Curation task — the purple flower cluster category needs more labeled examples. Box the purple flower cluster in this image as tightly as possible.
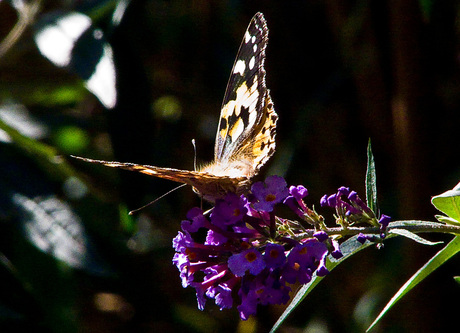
[173,177,389,319]
[320,186,391,244]
[320,186,376,226]
[173,176,332,320]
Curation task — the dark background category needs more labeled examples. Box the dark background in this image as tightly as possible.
[1,0,459,332]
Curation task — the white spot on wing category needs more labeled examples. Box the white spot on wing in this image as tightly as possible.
[245,31,251,43]
[233,60,246,75]
[253,44,258,52]
[249,56,255,70]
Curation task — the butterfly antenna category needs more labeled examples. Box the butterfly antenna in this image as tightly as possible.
[128,183,187,215]
[191,139,197,171]
[191,139,204,208]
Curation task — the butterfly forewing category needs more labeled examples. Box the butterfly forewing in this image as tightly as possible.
[215,12,276,172]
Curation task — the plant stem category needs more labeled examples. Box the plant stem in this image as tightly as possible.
[293,220,460,239]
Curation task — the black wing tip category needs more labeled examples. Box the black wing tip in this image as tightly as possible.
[254,12,265,21]
[253,12,268,32]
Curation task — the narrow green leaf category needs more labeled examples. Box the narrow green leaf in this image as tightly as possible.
[270,236,374,333]
[270,219,453,332]
[388,228,443,246]
[431,182,460,223]
[366,140,379,216]
[367,236,460,332]
[435,215,460,226]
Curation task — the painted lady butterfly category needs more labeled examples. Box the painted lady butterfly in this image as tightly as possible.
[73,12,277,202]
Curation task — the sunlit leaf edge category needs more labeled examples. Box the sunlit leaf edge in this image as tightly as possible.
[431,181,460,222]
[367,235,460,332]
[270,235,374,333]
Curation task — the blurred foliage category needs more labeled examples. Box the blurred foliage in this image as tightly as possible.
[1,0,460,332]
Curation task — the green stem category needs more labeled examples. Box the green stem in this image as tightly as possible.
[293,220,460,239]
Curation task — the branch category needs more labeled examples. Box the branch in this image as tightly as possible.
[0,0,43,59]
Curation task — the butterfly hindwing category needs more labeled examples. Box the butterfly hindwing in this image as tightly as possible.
[215,12,276,173]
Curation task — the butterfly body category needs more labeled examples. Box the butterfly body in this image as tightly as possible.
[73,13,277,202]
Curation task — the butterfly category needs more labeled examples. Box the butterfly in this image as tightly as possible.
[73,12,277,202]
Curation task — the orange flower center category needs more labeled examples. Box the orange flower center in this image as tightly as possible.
[245,251,258,262]
[299,247,308,255]
[269,249,279,258]
[265,194,277,202]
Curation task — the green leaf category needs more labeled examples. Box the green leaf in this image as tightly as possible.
[388,228,443,246]
[54,125,90,153]
[435,214,460,226]
[367,236,460,332]
[366,139,379,216]
[0,117,74,182]
[270,236,374,333]
[431,182,460,224]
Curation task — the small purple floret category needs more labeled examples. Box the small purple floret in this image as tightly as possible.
[251,175,289,212]
[211,193,247,228]
[313,230,328,242]
[263,243,286,269]
[228,248,266,277]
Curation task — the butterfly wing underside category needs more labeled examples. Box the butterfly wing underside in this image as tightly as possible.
[214,12,278,175]
[71,156,247,200]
